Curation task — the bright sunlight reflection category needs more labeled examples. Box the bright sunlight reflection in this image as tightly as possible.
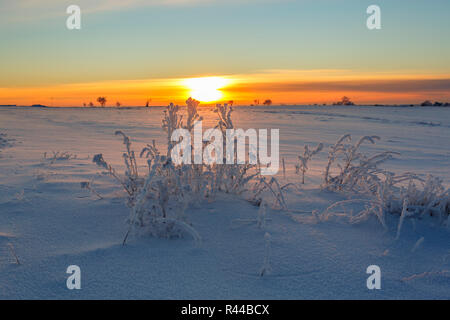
[183,77,231,102]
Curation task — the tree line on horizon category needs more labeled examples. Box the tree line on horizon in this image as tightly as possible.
[420,100,450,107]
[77,96,450,108]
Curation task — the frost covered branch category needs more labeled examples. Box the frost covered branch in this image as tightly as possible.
[295,143,323,184]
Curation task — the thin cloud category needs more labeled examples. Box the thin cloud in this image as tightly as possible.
[0,0,283,23]
[228,79,450,94]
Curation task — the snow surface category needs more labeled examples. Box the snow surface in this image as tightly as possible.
[0,105,449,299]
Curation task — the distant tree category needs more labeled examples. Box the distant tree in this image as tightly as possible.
[433,101,443,106]
[420,100,433,107]
[254,99,260,105]
[333,96,355,106]
[227,100,234,106]
[263,99,272,106]
[116,101,121,107]
[83,103,86,107]
[97,97,107,107]
[342,96,354,105]
[89,102,94,107]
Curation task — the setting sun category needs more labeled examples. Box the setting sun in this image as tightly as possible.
[183,77,231,102]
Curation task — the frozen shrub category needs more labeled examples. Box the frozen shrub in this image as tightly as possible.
[92,131,143,206]
[258,177,288,210]
[211,103,257,195]
[380,174,450,231]
[257,201,268,229]
[115,130,142,200]
[295,143,323,184]
[162,103,183,156]
[43,151,78,164]
[321,171,449,233]
[318,135,449,232]
[321,198,387,229]
[89,98,285,242]
[400,175,449,221]
[323,134,397,194]
[259,232,272,277]
[184,97,203,131]
[209,103,280,204]
[126,155,201,241]
[80,180,103,200]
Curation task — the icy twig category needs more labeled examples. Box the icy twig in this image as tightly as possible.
[8,243,21,265]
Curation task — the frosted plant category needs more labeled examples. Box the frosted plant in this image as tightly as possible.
[80,180,103,200]
[211,103,288,208]
[162,103,183,156]
[283,132,450,233]
[184,97,203,131]
[319,137,449,233]
[259,232,272,277]
[7,243,20,265]
[323,134,398,194]
[125,155,201,242]
[400,175,449,222]
[411,237,425,253]
[44,151,77,164]
[213,103,242,194]
[394,198,410,240]
[115,130,142,200]
[93,98,287,243]
[370,171,449,232]
[92,131,143,206]
[124,100,201,241]
[401,270,450,282]
[393,175,449,226]
[261,177,288,210]
[321,198,387,229]
[209,103,266,198]
[295,143,323,184]
[323,134,351,185]
[230,199,274,229]
[183,98,207,197]
[257,200,268,229]
[319,171,449,234]
[215,103,233,132]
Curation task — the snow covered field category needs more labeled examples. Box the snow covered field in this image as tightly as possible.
[0,105,449,299]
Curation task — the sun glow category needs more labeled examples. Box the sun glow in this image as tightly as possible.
[183,77,231,102]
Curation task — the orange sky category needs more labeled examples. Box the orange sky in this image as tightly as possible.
[1,70,450,106]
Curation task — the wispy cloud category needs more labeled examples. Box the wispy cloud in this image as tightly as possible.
[0,0,281,23]
[229,79,450,93]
